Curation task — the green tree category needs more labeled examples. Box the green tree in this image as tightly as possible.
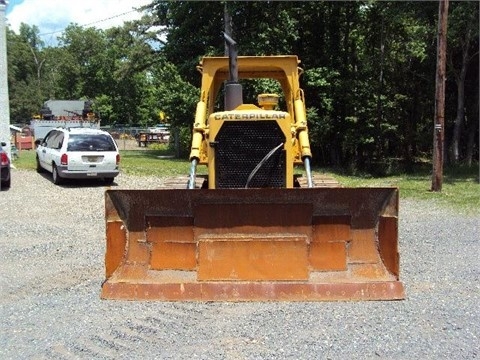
[6,1,478,167]
[56,24,108,99]
[149,1,226,85]
[447,1,479,165]
[7,24,49,122]
[101,21,161,125]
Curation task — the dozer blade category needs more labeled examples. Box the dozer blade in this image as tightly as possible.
[102,188,404,301]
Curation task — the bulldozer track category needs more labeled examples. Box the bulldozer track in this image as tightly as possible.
[296,174,341,188]
[160,174,340,189]
[161,175,207,189]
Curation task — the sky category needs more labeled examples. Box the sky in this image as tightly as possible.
[5,0,152,46]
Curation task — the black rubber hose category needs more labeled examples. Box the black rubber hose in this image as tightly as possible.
[245,143,284,188]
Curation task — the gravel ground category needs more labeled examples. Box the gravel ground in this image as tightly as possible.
[1,168,478,359]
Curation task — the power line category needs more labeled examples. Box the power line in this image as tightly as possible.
[38,9,140,37]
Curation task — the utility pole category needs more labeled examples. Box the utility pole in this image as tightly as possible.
[0,0,11,159]
[431,0,449,192]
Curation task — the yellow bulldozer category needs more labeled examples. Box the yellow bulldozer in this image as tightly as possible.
[102,35,404,301]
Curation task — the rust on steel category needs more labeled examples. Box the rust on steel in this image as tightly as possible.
[102,188,403,301]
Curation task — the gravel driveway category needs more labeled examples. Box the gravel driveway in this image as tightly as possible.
[1,168,478,359]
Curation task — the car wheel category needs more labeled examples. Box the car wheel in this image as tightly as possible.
[104,177,114,185]
[1,179,10,189]
[52,164,63,185]
[36,156,44,173]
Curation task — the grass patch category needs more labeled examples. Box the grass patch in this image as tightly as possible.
[120,150,190,177]
[324,164,479,214]
[12,149,37,171]
[13,149,478,214]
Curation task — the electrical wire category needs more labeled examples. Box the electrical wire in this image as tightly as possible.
[37,9,141,37]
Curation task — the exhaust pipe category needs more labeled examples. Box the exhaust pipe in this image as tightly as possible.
[188,33,243,188]
[223,32,243,110]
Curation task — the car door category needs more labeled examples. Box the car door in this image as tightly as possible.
[48,132,64,169]
[38,130,54,171]
[42,130,62,173]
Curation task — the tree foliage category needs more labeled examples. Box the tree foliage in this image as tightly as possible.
[6,1,478,169]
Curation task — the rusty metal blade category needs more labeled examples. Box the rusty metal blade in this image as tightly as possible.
[103,188,403,301]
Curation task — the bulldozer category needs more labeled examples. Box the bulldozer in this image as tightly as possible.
[102,35,404,301]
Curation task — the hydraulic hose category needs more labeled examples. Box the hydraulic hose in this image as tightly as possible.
[303,156,313,188]
[188,158,198,189]
[245,143,284,188]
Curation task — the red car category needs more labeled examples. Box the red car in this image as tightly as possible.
[1,141,11,189]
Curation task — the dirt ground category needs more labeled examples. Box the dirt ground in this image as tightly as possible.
[1,169,479,359]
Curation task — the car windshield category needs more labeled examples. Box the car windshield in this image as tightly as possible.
[67,134,116,152]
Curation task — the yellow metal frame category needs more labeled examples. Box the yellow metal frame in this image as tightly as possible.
[189,56,312,188]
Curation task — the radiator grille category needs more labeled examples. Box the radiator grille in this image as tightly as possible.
[214,121,286,188]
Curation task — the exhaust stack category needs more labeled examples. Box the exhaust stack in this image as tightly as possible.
[223,32,243,110]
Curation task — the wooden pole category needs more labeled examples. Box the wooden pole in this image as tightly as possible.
[431,0,449,192]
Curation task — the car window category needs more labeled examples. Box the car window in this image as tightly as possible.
[42,130,55,146]
[55,133,65,149]
[67,134,116,152]
[46,131,63,149]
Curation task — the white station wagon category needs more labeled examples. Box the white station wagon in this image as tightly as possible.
[36,128,120,185]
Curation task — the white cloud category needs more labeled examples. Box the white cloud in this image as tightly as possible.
[6,0,151,45]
